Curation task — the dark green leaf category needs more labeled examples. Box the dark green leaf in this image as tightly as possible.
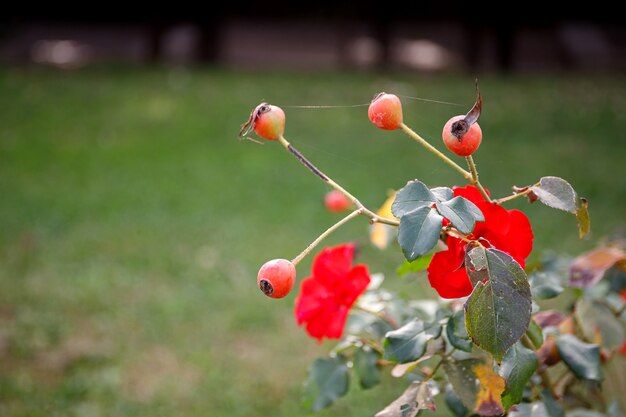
[444,385,469,417]
[392,180,437,218]
[576,298,625,350]
[375,381,435,417]
[384,319,442,364]
[531,176,577,213]
[397,206,443,262]
[431,186,454,202]
[541,389,565,417]
[530,271,564,299]
[436,196,484,235]
[444,359,482,410]
[446,310,472,352]
[500,342,539,410]
[354,346,381,389]
[525,319,544,349]
[464,247,532,362]
[556,334,602,382]
[396,254,434,277]
[576,197,591,239]
[304,356,350,411]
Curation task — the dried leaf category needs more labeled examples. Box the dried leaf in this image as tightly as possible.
[576,197,591,239]
[569,247,626,288]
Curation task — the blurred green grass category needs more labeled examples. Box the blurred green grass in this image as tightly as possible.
[0,68,625,416]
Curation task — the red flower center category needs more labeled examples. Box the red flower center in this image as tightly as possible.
[427,185,533,298]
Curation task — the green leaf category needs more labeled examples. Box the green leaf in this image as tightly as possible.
[431,186,454,202]
[576,298,625,349]
[354,346,381,389]
[397,206,443,262]
[508,402,551,417]
[444,385,469,417]
[392,180,437,218]
[444,359,482,410]
[556,334,602,382]
[384,319,442,364]
[464,247,532,362]
[576,197,591,239]
[531,176,577,213]
[304,356,350,411]
[396,254,434,277]
[525,319,544,349]
[500,342,539,410]
[436,196,484,235]
[446,310,473,352]
[375,381,435,417]
[541,389,565,417]
[609,401,625,417]
[529,271,564,299]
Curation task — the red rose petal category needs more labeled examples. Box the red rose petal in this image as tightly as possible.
[311,244,355,285]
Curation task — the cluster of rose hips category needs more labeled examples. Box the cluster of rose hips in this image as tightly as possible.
[247,93,483,299]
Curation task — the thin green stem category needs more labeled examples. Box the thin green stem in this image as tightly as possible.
[278,135,399,226]
[292,209,363,265]
[424,348,456,381]
[465,156,492,202]
[493,184,539,205]
[399,123,472,181]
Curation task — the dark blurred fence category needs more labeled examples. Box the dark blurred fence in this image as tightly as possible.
[2,6,625,72]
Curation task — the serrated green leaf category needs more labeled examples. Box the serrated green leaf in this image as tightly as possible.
[384,319,442,364]
[500,342,539,410]
[576,298,625,349]
[556,334,602,382]
[375,381,435,417]
[444,385,469,417]
[396,254,434,277]
[431,186,454,202]
[576,198,591,239]
[397,206,443,262]
[464,247,532,362]
[446,310,473,352]
[531,176,577,213]
[392,180,437,218]
[525,319,544,349]
[354,346,381,389]
[530,271,564,299]
[304,356,350,411]
[436,196,484,234]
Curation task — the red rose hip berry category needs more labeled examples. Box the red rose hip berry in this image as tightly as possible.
[257,259,296,298]
[442,115,482,156]
[324,190,351,213]
[368,93,403,130]
[239,102,285,141]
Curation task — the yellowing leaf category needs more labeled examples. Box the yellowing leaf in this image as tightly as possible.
[370,191,398,250]
[473,363,505,416]
[576,197,591,239]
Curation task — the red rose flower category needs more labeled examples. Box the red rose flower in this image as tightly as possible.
[427,185,534,299]
[294,244,370,342]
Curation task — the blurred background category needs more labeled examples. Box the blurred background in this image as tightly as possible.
[1,8,625,417]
